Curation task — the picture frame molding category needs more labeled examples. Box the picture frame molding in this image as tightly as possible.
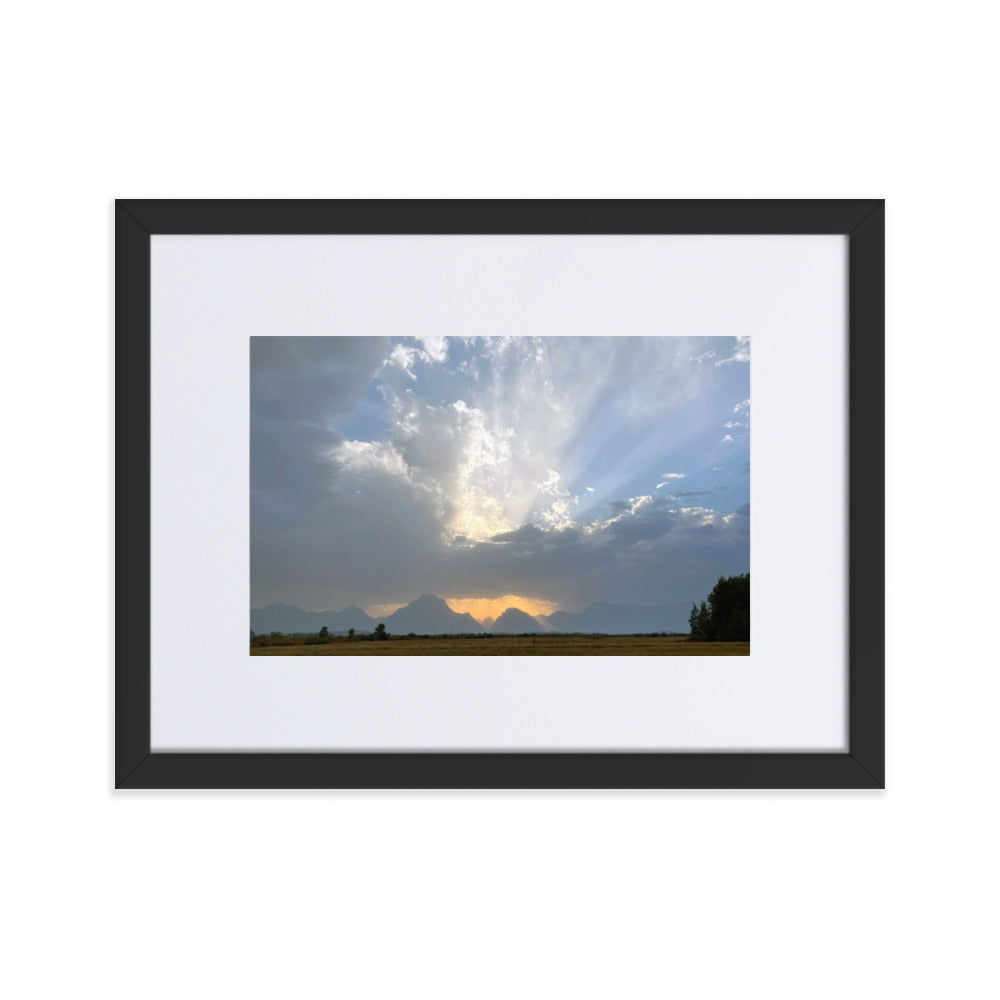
[115,198,884,789]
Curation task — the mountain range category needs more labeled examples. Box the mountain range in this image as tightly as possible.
[542,601,690,635]
[380,594,483,634]
[250,603,375,635]
[490,607,546,633]
[252,595,689,635]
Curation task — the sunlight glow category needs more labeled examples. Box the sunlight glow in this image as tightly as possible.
[445,595,559,620]
[364,603,406,618]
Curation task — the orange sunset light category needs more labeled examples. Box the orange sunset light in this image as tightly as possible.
[445,595,559,621]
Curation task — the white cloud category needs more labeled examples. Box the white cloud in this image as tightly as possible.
[357,338,747,546]
[536,469,569,497]
[384,343,424,380]
[333,439,411,480]
[716,336,751,366]
[721,399,750,440]
[581,493,751,552]
[418,336,449,363]
[540,498,574,527]
[383,337,450,380]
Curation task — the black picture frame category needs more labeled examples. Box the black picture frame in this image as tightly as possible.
[116,199,884,789]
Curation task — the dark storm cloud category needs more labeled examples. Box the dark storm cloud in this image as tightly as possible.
[251,336,389,531]
[438,504,750,611]
[491,524,547,543]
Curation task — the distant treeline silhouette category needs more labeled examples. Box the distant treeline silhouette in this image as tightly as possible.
[250,624,683,647]
[250,624,380,647]
[688,573,750,641]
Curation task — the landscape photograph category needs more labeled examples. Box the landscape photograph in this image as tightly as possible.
[251,335,750,655]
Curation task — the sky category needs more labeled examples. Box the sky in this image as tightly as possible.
[251,336,750,616]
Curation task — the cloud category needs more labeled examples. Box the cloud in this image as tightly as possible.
[384,343,424,380]
[382,337,450,379]
[418,336,449,363]
[720,397,750,444]
[715,336,751,366]
[581,493,750,551]
[333,440,411,480]
[437,496,750,610]
[491,524,546,543]
[252,336,751,611]
[336,338,723,544]
[536,469,569,497]
[251,336,390,522]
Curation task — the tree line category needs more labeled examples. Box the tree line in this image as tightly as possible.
[688,573,750,641]
[251,624,389,647]
[250,624,685,647]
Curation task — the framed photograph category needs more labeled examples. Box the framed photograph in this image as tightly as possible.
[116,199,883,788]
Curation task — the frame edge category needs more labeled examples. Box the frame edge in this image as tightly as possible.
[848,202,885,787]
[116,199,885,789]
[117,751,883,790]
[115,202,152,787]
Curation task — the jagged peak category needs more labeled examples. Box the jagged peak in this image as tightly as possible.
[410,593,447,605]
[493,607,540,623]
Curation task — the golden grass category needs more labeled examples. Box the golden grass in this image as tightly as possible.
[250,635,750,656]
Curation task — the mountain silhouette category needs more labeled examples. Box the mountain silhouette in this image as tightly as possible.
[252,596,691,636]
[545,601,688,634]
[250,602,375,635]
[383,594,484,634]
[490,607,547,633]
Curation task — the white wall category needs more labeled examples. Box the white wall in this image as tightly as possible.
[3,3,996,998]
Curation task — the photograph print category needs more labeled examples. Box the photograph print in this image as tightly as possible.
[251,335,750,655]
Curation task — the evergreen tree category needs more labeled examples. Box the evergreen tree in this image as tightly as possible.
[696,600,711,639]
[687,575,750,641]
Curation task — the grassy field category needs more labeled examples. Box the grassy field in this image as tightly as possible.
[250,635,750,656]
